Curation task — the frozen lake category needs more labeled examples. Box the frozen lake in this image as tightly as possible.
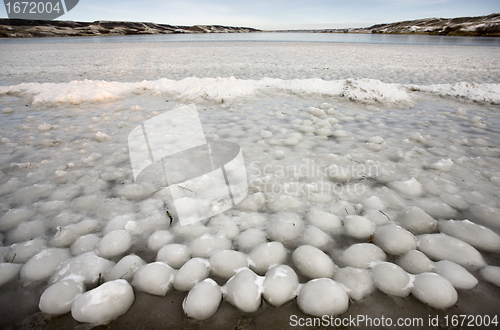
[0,40,499,328]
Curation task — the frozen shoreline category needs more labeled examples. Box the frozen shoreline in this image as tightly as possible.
[0,41,499,328]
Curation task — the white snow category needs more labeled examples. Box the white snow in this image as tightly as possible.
[71,279,134,324]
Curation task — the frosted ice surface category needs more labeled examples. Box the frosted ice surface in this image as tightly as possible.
[433,260,478,290]
[209,250,249,279]
[292,245,336,279]
[373,224,417,255]
[131,262,175,296]
[248,242,288,275]
[262,265,299,307]
[156,244,191,269]
[333,267,374,301]
[173,258,210,291]
[411,273,457,309]
[223,268,262,313]
[372,262,412,297]
[39,279,85,315]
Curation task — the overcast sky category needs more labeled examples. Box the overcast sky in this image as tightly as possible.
[1,0,499,29]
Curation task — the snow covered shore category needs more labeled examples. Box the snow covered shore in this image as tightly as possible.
[0,41,499,327]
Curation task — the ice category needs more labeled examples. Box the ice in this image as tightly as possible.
[173,258,210,291]
[20,248,71,282]
[0,262,22,286]
[304,209,342,234]
[340,243,387,268]
[266,212,304,245]
[223,268,263,313]
[209,250,248,279]
[50,253,115,284]
[104,254,146,281]
[49,219,100,248]
[14,184,54,202]
[411,273,457,309]
[236,228,267,252]
[292,245,336,279]
[372,262,412,297]
[147,230,174,251]
[397,250,434,274]
[71,279,134,324]
[70,234,100,256]
[267,195,304,213]
[396,206,437,234]
[0,208,35,232]
[248,242,288,275]
[417,234,486,270]
[262,265,299,307]
[297,279,349,317]
[183,278,222,320]
[156,244,191,269]
[189,234,232,258]
[39,279,85,315]
[437,219,500,252]
[207,215,240,240]
[467,206,500,230]
[8,219,46,243]
[8,238,46,263]
[388,178,423,198]
[373,224,417,255]
[479,266,500,287]
[433,260,478,290]
[343,215,375,239]
[333,267,374,301]
[131,262,175,296]
[103,214,136,235]
[300,226,333,250]
[97,230,132,258]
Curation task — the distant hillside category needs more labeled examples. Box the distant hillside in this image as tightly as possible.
[352,13,500,37]
[0,19,260,38]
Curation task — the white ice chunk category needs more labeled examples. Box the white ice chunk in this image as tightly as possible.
[39,279,85,315]
[438,219,500,252]
[397,250,434,274]
[479,266,500,287]
[223,268,262,313]
[300,226,333,250]
[8,238,46,263]
[333,267,374,301]
[147,230,174,251]
[373,224,416,255]
[340,243,386,269]
[156,244,190,269]
[104,254,146,281]
[434,260,477,290]
[292,245,336,279]
[343,215,375,239]
[248,241,288,275]
[266,212,304,244]
[397,206,437,234]
[207,215,240,240]
[70,234,100,256]
[21,248,71,282]
[71,279,134,324]
[372,262,412,297]
[417,234,486,270]
[49,219,100,248]
[0,263,22,286]
[183,278,222,320]
[0,208,35,231]
[209,250,248,279]
[98,230,132,258]
[388,178,423,197]
[236,228,267,252]
[50,253,115,284]
[189,234,232,258]
[262,265,299,307]
[430,158,453,171]
[305,209,342,234]
[173,258,210,291]
[132,262,175,296]
[297,278,348,317]
[412,273,457,309]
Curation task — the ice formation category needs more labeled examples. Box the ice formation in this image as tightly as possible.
[0,39,499,325]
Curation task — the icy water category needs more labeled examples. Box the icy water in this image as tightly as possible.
[0,40,500,329]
